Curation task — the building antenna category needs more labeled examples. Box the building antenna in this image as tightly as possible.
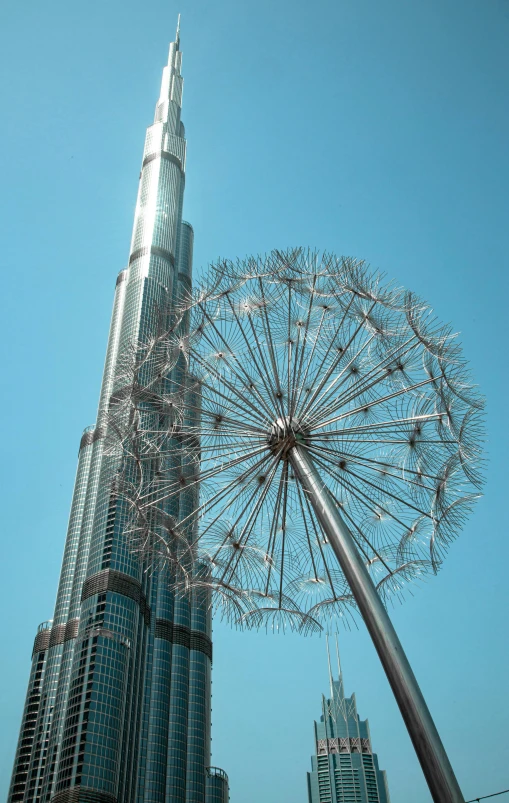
[335,632,344,691]
[326,633,334,699]
[176,13,181,42]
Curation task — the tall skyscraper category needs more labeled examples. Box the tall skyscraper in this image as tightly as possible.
[8,23,228,803]
[307,641,390,803]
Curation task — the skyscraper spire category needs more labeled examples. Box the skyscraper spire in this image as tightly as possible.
[326,635,334,699]
[335,633,345,698]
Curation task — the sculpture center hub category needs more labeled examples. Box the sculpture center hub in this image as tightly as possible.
[268,416,308,454]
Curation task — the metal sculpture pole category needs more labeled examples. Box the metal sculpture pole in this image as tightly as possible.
[290,438,464,803]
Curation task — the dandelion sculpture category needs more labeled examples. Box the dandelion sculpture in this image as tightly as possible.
[110,248,484,803]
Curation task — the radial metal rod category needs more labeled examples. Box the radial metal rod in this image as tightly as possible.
[289,441,465,803]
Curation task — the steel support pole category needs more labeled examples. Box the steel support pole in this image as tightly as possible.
[289,443,465,803]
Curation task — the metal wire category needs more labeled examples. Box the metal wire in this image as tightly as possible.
[466,791,509,802]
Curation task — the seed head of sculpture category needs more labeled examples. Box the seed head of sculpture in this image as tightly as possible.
[109,248,485,633]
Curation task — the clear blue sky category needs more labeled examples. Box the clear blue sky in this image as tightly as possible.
[1,1,508,801]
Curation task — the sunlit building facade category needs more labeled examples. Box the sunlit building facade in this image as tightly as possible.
[307,644,390,803]
[8,24,227,803]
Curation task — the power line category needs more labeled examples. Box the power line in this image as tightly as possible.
[466,790,509,802]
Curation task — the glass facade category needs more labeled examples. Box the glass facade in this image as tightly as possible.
[307,648,391,803]
[205,768,229,803]
[8,26,227,803]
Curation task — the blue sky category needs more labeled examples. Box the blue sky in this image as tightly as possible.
[1,1,508,801]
